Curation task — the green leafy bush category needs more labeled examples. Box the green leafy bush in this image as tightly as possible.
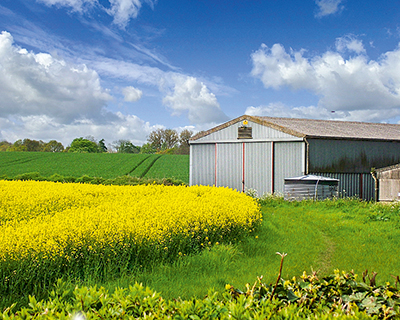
[3,274,395,319]
[0,172,186,186]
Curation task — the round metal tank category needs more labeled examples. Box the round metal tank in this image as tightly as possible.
[284,175,339,201]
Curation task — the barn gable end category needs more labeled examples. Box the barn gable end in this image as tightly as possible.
[190,117,303,143]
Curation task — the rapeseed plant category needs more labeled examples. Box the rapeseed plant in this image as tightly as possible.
[0,180,261,297]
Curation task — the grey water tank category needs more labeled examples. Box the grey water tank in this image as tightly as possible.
[284,175,339,200]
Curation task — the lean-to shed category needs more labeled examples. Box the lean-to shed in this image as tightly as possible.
[189,115,400,200]
[375,164,400,201]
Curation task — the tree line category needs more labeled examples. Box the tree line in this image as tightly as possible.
[0,129,193,155]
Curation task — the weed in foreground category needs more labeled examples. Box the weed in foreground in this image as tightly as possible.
[227,253,400,319]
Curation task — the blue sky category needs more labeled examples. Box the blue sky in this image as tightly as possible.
[1,0,400,147]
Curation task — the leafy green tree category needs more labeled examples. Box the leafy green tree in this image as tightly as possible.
[113,140,140,153]
[147,129,179,152]
[7,139,44,151]
[23,139,44,151]
[8,139,27,152]
[140,142,156,154]
[68,137,100,153]
[98,139,108,153]
[164,129,179,149]
[176,129,193,155]
[43,140,64,152]
[0,140,11,151]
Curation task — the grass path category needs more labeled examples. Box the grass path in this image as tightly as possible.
[318,232,336,275]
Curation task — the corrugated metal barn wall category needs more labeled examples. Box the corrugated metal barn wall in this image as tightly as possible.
[190,119,306,195]
[274,142,306,194]
[216,143,243,191]
[189,144,215,186]
[309,172,375,201]
[190,142,376,200]
[190,140,306,196]
[244,142,272,195]
[190,141,274,194]
[308,139,400,173]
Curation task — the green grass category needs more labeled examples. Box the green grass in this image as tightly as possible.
[0,152,189,183]
[94,198,400,300]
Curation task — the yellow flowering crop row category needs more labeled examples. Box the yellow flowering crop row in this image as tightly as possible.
[0,180,261,292]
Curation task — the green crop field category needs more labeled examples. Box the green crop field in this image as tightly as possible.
[144,155,190,182]
[0,152,189,183]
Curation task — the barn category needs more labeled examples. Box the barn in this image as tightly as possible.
[189,115,400,200]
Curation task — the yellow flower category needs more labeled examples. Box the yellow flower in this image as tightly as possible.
[0,180,261,274]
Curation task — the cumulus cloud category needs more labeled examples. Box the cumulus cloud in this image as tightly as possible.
[162,75,229,124]
[122,86,143,102]
[87,57,229,124]
[251,41,400,121]
[0,31,112,123]
[315,0,344,17]
[36,0,156,28]
[0,31,170,146]
[251,44,315,90]
[0,31,223,146]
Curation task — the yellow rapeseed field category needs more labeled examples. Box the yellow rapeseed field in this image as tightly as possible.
[0,180,261,291]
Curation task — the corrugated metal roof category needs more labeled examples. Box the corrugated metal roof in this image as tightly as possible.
[191,115,400,141]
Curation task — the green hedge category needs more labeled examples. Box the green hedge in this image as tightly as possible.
[3,270,399,319]
[0,172,186,186]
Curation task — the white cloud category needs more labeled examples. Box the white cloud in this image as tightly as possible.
[0,31,112,123]
[0,31,165,146]
[245,103,400,123]
[106,0,156,28]
[122,86,143,102]
[36,0,156,28]
[245,103,332,119]
[162,75,229,124]
[315,0,344,18]
[89,57,230,124]
[251,44,316,90]
[88,56,166,86]
[251,41,400,121]
[36,0,96,13]
[0,31,225,146]
[0,112,159,147]
[335,35,366,54]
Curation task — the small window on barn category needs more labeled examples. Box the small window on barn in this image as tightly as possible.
[238,126,252,139]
